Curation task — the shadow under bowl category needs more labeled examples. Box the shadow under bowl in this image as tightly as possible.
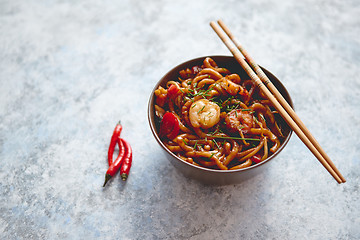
[148,56,293,185]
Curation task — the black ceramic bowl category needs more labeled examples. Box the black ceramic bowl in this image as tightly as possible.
[148,56,293,185]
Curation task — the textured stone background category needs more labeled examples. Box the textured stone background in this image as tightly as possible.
[0,0,359,239]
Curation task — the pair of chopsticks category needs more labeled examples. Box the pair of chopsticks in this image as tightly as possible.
[210,20,345,184]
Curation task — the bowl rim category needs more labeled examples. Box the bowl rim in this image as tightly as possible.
[148,55,293,174]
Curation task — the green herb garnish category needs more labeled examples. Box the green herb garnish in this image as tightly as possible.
[212,139,220,149]
[197,106,205,114]
[194,140,198,150]
[213,136,260,141]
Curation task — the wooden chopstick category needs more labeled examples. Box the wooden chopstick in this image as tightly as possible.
[210,20,345,183]
[216,19,346,183]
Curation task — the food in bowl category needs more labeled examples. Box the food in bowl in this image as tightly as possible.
[152,57,290,171]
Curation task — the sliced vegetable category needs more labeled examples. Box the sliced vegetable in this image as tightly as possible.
[159,112,180,140]
[156,93,167,107]
[167,84,179,98]
[251,154,262,164]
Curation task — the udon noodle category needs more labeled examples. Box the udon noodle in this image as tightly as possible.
[154,57,287,170]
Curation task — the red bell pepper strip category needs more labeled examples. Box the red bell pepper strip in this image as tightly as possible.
[251,154,262,164]
[159,112,180,140]
[167,84,179,98]
[120,138,133,181]
[107,121,122,166]
[103,138,125,187]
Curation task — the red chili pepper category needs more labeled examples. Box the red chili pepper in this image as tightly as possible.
[103,138,125,187]
[159,112,180,140]
[120,138,132,181]
[107,121,122,166]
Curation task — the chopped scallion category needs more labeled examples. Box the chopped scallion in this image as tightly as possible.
[213,136,260,141]
[194,140,198,149]
[212,139,220,149]
[197,106,205,114]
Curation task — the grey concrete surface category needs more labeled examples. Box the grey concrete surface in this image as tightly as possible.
[0,0,359,239]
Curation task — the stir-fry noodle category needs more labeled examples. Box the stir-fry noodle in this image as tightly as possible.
[154,57,287,170]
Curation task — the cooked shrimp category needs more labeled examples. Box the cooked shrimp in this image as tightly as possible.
[224,109,254,134]
[189,99,220,129]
